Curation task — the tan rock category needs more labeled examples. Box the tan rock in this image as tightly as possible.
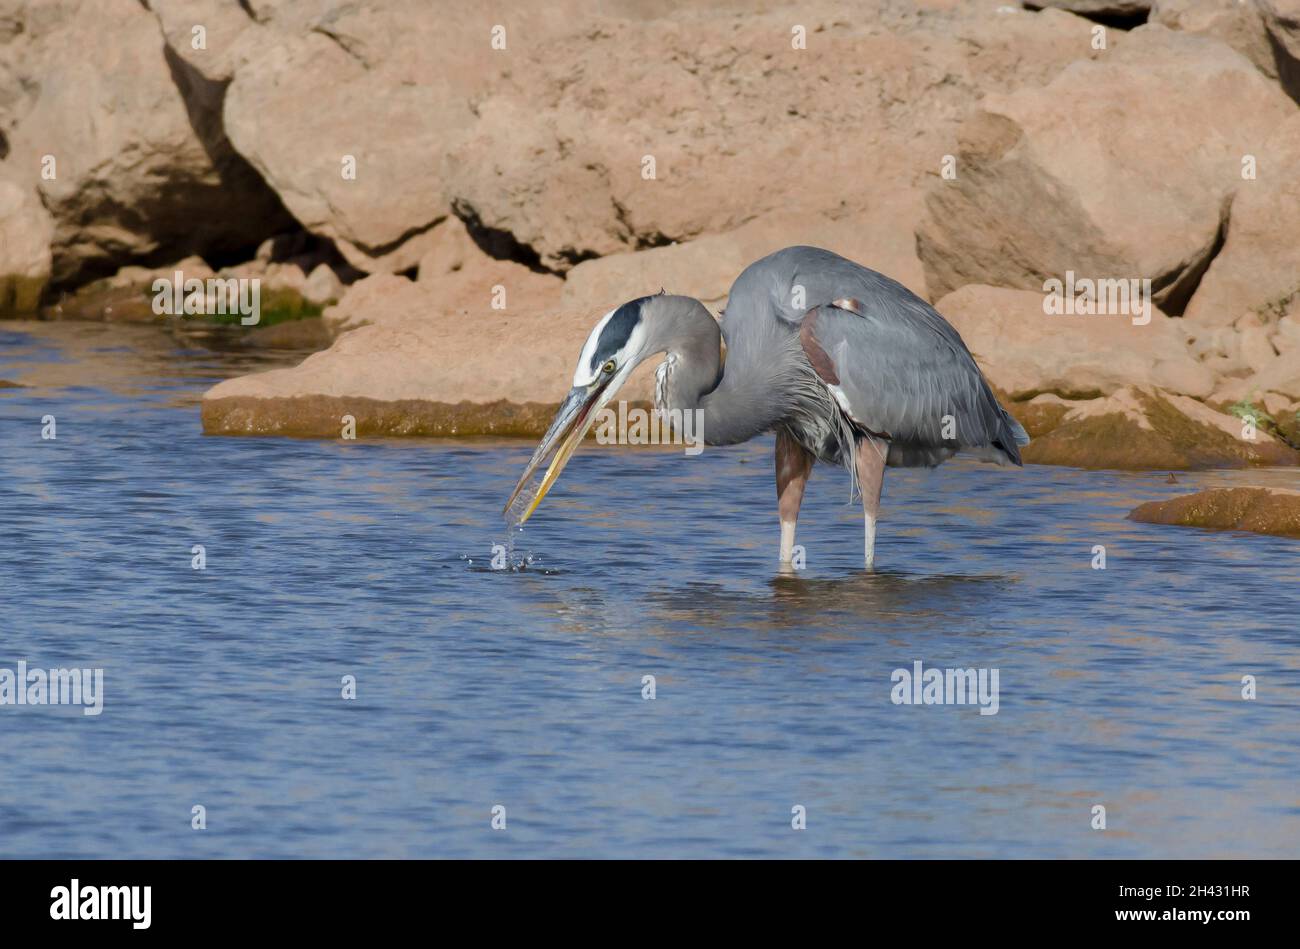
[263,262,307,295]
[1262,391,1294,416]
[1184,112,1300,327]
[1129,487,1300,538]
[1151,0,1277,81]
[324,259,562,338]
[562,207,930,319]
[1211,348,1300,403]
[150,0,259,83]
[1239,324,1280,373]
[202,297,657,438]
[218,1,655,274]
[302,264,344,305]
[415,217,479,283]
[4,0,293,285]
[444,1,1097,271]
[1260,0,1300,101]
[1273,315,1300,353]
[0,175,54,314]
[933,285,1215,399]
[1031,1,1151,15]
[1023,385,1299,469]
[916,25,1293,308]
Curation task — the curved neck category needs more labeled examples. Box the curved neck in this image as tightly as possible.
[653,302,788,447]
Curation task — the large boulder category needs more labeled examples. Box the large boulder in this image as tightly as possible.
[1021,385,1299,468]
[444,2,1099,271]
[934,285,1215,399]
[916,25,1294,310]
[1130,486,1300,538]
[215,0,681,275]
[2,0,293,286]
[1183,113,1300,328]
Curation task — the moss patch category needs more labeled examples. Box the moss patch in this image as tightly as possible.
[1023,388,1300,469]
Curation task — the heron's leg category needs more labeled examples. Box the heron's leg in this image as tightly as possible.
[855,435,887,571]
[775,429,814,564]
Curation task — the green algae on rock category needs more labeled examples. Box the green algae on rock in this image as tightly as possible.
[1023,385,1300,469]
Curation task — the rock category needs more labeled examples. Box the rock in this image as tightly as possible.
[263,262,307,295]
[1129,487,1300,538]
[1010,392,1082,439]
[415,217,479,282]
[1183,112,1300,327]
[445,2,1098,271]
[46,255,215,322]
[1022,385,1299,468]
[1239,324,1281,373]
[322,274,428,337]
[0,175,54,314]
[1151,0,1278,85]
[216,0,634,275]
[561,210,930,317]
[1273,314,1300,353]
[1262,391,1294,417]
[1261,0,1300,101]
[302,264,344,305]
[2,0,293,286]
[1027,2,1151,17]
[916,25,1293,309]
[201,298,657,438]
[933,285,1215,399]
[1210,347,1300,403]
[325,250,562,336]
[150,0,259,83]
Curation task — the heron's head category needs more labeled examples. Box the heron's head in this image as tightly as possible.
[503,292,700,523]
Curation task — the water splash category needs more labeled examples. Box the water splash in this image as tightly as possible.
[461,519,548,573]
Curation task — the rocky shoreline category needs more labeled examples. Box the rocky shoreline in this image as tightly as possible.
[2,1,1299,480]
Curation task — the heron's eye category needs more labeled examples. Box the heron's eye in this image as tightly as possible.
[602,360,616,375]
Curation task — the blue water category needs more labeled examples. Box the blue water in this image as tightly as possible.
[1,321,1298,858]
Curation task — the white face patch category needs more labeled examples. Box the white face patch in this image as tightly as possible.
[573,307,618,387]
[571,303,648,387]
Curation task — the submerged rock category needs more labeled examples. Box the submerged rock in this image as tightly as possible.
[1129,487,1300,538]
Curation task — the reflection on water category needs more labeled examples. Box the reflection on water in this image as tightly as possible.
[0,320,1298,858]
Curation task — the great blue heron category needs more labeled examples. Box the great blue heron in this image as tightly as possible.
[504,245,1028,569]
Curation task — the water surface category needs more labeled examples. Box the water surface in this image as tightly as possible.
[1,320,1298,858]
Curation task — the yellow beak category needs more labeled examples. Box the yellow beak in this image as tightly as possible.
[503,384,606,524]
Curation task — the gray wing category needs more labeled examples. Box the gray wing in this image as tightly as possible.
[726,246,1028,468]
